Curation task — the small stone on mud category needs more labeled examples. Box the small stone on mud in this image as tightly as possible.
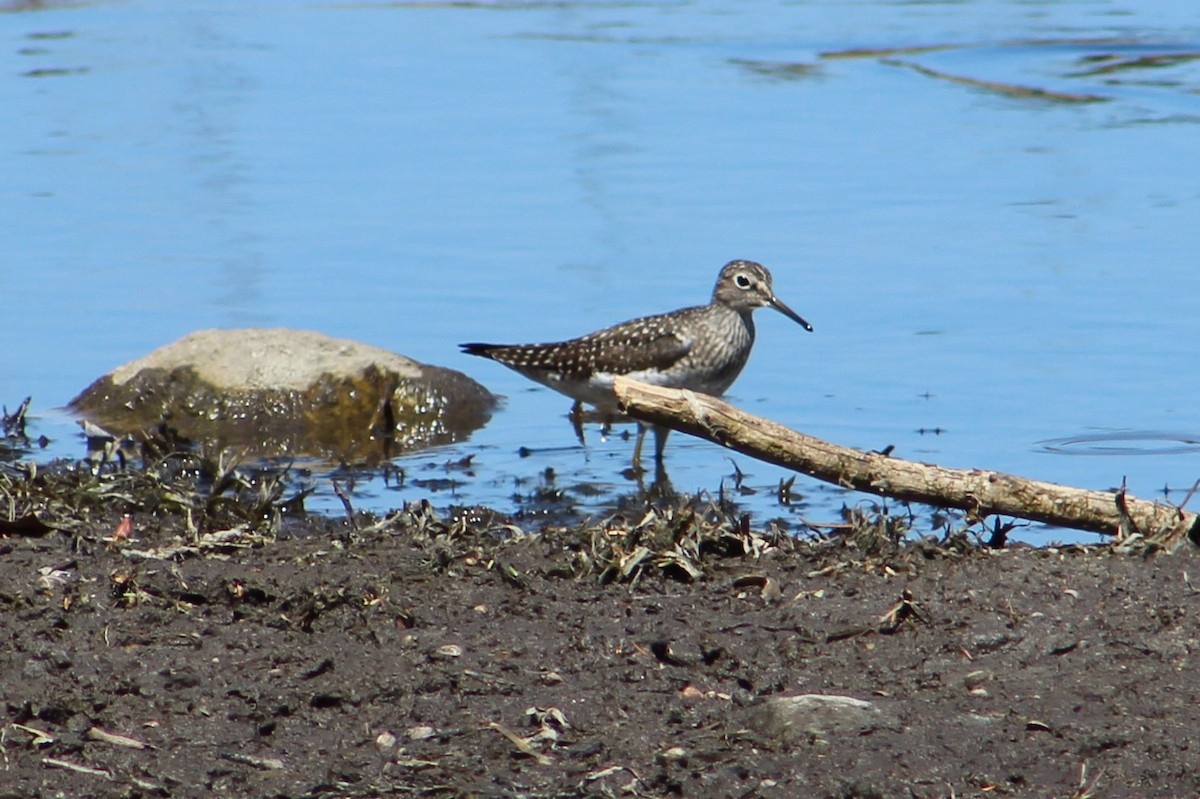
[747,694,901,744]
[656,746,688,765]
[406,726,436,741]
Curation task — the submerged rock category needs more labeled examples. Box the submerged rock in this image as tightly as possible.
[69,328,495,462]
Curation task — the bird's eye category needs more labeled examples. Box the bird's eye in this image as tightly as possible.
[735,274,752,289]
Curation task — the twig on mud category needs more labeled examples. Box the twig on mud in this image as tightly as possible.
[221,752,285,770]
[85,726,152,750]
[8,722,55,746]
[487,721,552,765]
[582,763,645,792]
[43,756,112,779]
[1070,761,1105,799]
[1183,571,1200,596]
[332,479,359,533]
[806,562,849,578]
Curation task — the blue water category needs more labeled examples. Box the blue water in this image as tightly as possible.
[4,0,1200,543]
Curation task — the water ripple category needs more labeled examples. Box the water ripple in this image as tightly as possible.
[1038,431,1200,456]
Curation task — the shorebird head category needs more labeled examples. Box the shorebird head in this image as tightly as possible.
[713,260,813,331]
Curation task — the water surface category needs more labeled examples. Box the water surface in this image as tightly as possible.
[4,0,1199,542]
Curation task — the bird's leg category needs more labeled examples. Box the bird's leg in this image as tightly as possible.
[569,400,586,445]
[632,422,649,474]
[652,425,670,464]
[632,423,672,474]
[649,425,673,491]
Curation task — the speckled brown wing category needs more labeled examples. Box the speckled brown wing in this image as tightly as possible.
[460,308,698,379]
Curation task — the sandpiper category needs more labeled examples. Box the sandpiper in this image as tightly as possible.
[461,259,812,469]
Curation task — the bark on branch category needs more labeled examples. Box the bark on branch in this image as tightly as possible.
[613,377,1198,544]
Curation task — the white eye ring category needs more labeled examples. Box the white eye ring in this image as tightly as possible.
[735,274,752,289]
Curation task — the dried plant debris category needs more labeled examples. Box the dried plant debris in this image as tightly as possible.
[1,396,49,460]
[0,425,308,550]
[3,397,31,439]
[0,423,1131,573]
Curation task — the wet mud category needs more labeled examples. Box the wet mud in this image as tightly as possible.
[2,479,1198,798]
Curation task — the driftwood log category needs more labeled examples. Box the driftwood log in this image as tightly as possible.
[613,377,1199,545]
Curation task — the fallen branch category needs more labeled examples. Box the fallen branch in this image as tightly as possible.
[43,757,112,779]
[613,377,1199,544]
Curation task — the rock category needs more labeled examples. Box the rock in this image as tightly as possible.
[69,328,495,462]
[745,693,901,744]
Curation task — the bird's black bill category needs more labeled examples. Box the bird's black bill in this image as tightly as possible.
[770,296,813,332]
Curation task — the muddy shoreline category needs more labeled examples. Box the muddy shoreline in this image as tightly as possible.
[2,442,1198,798]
